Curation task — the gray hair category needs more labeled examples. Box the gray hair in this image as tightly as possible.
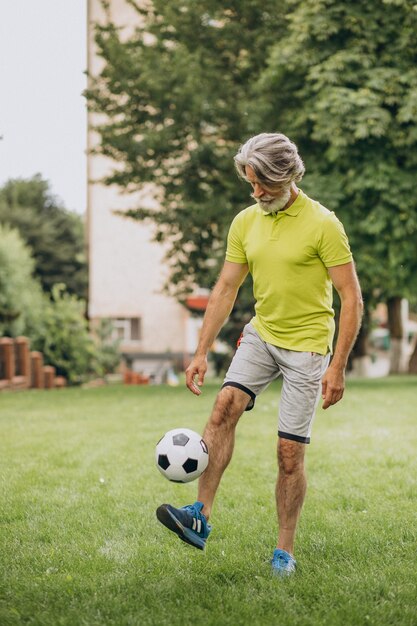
[234,133,305,188]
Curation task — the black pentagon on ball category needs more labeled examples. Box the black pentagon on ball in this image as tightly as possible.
[158,454,170,470]
[182,457,198,474]
[173,433,190,446]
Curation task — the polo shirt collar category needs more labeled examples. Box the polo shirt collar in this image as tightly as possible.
[255,189,307,217]
[284,189,307,216]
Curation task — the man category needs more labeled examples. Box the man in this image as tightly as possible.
[156,132,363,576]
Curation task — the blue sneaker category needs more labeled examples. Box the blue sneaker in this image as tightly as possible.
[156,501,211,550]
[271,549,297,576]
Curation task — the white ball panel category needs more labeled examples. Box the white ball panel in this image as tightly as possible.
[164,463,187,482]
[167,446,188,466]
[180,469,201,483]
[184,438,202,459]
[198,449,209,473]
[155,435,172,456]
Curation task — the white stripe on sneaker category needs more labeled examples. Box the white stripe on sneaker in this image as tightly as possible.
[192,518,197,531]
[197,519,201,534]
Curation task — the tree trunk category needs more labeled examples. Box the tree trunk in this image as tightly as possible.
[352,323,369,358]
[348,304,371,376]
[387,297,407,374]
[408,339,417,374]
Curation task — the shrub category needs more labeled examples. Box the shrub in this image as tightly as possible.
[31,285,98,385]
[0,224,45,338]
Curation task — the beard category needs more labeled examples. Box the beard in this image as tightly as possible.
[252,187,292,214]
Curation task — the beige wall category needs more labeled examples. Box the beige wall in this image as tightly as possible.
[87,0,191,355]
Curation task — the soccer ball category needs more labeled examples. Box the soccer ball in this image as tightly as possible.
[155,428,209,483]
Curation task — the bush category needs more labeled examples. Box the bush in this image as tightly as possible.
[0,225,120,384]
[31,285,99,385]
[0,224,45,337]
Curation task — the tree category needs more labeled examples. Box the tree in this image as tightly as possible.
[86,0,287,305]
[0,224,45,338]
[87,0,417,363]
[0,176,87,299]
[253,0,417,370]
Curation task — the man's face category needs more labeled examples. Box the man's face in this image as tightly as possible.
[245,165,291,213]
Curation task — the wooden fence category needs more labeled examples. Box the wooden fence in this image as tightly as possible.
[0,336,66,391]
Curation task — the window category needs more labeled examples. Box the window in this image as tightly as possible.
[130,317,141,340]
[112,318,142,342]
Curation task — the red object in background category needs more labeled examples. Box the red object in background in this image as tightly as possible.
[124,369,150,385]
[186,295,209,311]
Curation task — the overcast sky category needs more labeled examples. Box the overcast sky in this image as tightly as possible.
[0,0,87,213]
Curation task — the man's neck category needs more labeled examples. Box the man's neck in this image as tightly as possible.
[282,184,299,211]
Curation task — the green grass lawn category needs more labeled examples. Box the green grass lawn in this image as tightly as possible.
[1,377,416,626]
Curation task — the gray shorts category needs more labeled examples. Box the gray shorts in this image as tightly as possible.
[223,323,330,444]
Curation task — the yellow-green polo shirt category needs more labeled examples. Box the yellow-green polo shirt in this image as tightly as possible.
[225,190,353,354]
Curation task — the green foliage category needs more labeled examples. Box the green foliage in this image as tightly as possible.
[0,176,87,299]
[256,0,417,304]
[86,0,287,298]
[87,0,417,351]
[31,285,98,385]
[0,224,45,338]
[0,218,118,384]
[30,287,121,384]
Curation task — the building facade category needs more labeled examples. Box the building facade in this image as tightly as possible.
[87,0,200,375]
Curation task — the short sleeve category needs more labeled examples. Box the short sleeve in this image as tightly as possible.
[225,215,247,264]
[318,213,353,268]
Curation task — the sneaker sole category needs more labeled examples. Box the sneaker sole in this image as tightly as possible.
[156,505,206,550]
[271,561,297,577]
[271,566,296,577]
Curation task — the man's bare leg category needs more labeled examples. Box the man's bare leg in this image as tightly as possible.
[197,386,249,520]
[276,438,307,556]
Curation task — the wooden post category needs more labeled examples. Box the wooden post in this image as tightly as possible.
[31,352,44,389]
[0,337,15,383]
[0,337,14,389]
[44,366,56,389]
[15,337,31,389]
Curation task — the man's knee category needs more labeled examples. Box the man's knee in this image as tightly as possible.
[209,386,250,427]
[278,438,305,475]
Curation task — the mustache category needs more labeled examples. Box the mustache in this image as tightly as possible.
[250,193,275,203]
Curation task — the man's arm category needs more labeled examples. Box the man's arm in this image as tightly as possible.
[322,262,363,409]
[186,261,249,395]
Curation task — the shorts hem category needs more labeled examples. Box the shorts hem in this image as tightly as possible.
[278,430,310,444]
[221,381,256,411]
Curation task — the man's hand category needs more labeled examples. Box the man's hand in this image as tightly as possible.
[185,355,208,396]
[321,363,345,409]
